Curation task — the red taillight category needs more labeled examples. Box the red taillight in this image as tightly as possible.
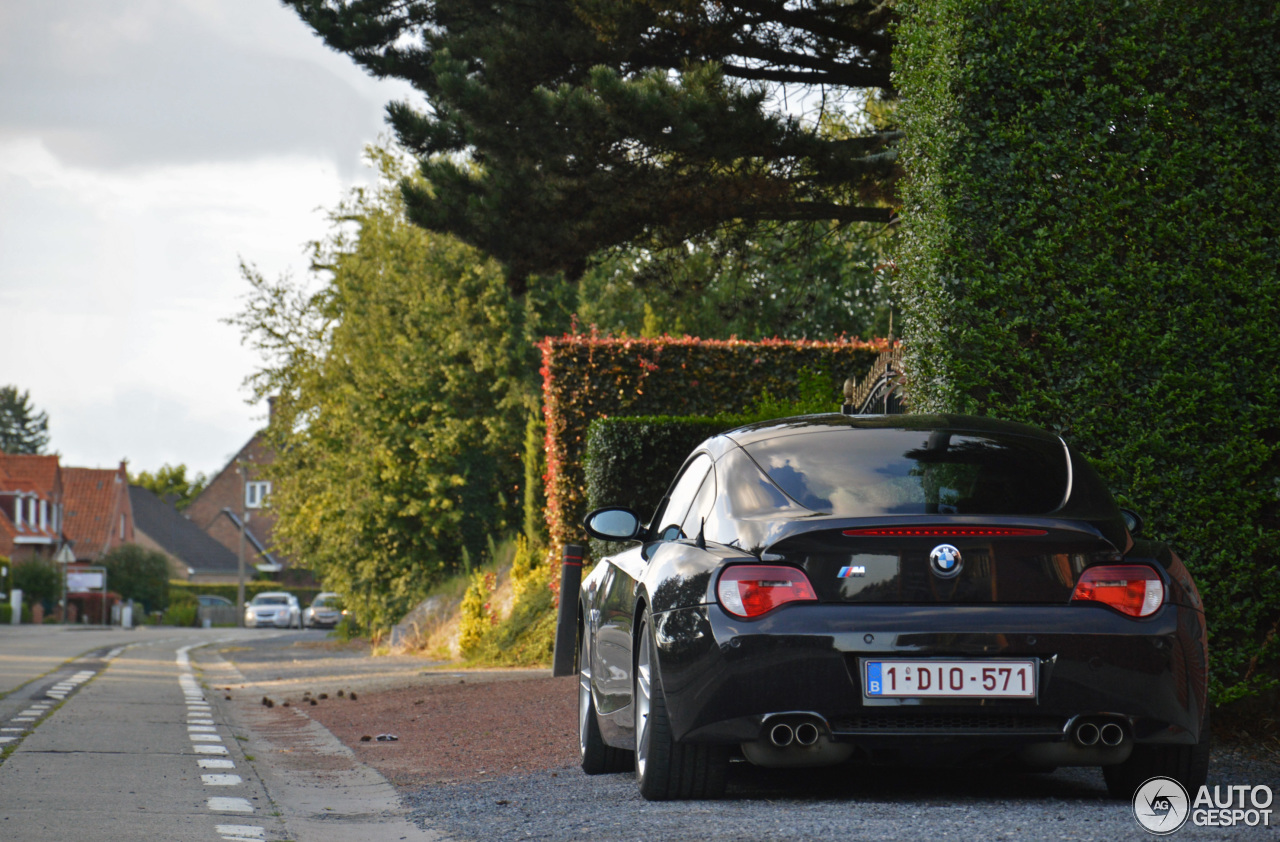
[842,527,1048,537]
[1071,565,1164,617]
[716,565,817,619]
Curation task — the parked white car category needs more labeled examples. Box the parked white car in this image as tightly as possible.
[244,592,301,629]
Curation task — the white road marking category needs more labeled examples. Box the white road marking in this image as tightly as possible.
[202,774,243,786]
[214,825,264,839]
[189,719,215,726]
[207,797,253,813]
[12,717,34,722]
[190,734,223,742]
[194,744,229,755]
[1,727,23,732]
[198,758,235,769]
[0,737,13,744]
[188,725,218,732]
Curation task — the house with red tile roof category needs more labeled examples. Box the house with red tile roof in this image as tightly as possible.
[185,402,310,585]
[0,454,64,561]
[61,462,134,561]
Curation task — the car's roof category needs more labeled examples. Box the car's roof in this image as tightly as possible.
[721,413,1062,449]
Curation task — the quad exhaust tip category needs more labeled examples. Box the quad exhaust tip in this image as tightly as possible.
[1099,722,1125,747]
[794,722,820,747]
[769,723,795,747]
[1073,719,1126,747]
[1074,721,1100,746]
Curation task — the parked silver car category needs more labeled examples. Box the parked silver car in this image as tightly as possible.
[244,592,301,629]
[302,592,346,629]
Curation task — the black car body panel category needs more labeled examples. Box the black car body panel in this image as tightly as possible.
[578,413,1209,786]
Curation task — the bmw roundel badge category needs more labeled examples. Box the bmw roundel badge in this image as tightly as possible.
[929,544,963,579]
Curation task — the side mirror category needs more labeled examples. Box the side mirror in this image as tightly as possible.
[1120,508,1144,536]
[583,507,644,542]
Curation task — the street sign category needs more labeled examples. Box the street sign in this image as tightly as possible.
[66,570,105,592]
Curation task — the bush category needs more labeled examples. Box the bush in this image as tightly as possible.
[101,544,171,613]
[895,0,1280,702]
[12,560,60,609]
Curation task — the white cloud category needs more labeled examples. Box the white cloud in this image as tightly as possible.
[0,1,414,476]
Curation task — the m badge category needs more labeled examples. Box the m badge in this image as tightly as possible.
[837,566,866,578]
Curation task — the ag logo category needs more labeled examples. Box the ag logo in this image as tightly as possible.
[929,544,963,579]
[1133,776,1190,835]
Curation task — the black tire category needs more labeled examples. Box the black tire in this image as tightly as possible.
[1103,710,1211,799]
[634,609,728,800]
[579,627,633,775]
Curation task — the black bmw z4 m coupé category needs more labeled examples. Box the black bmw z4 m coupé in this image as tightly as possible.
[577,414,1209,800]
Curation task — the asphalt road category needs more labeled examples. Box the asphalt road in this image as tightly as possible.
[4,628,1276,842]
[0,625,435,842]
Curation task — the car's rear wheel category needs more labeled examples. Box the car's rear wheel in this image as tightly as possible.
[1103,709,1210,799]
[633,608,728,800]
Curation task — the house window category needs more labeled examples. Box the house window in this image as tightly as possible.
[245,481,272,509]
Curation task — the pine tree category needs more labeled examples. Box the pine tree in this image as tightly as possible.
[285,0,900,291]
[0,386,50,454]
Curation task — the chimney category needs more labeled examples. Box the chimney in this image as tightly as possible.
[267,395,278,426]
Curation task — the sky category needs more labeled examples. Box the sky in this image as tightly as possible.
[0,0,415,478]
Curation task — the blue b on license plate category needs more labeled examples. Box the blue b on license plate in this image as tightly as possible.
[864,659,1037,698]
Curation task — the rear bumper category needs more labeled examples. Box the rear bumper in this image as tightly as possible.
[651,601,1208,750]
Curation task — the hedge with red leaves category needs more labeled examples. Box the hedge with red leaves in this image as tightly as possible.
[536,331,886,563]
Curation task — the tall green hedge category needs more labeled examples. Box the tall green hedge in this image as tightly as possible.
[584,415,750,511]
[896,0,1280,702]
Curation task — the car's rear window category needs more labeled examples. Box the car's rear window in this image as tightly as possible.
[252,596,288,605]
[742,428,1069,516]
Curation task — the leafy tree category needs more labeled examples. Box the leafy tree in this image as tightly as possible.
[577,221,898,340]
[285,0,899,289]
[230,147,559,632]
[129,464,208,511]
[0,386,50,454]
[11,559,60,609]
[101,544,171,613]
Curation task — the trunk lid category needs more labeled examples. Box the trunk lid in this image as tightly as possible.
[769,521,1119,604]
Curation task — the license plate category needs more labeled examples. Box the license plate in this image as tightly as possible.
[864,659,1037,698]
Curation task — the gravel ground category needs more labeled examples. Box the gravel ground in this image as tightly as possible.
[403,749,1280,842]
[221,634,1280,842]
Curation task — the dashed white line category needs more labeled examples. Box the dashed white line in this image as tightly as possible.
[214,825,264,840]
[12,717,34,723]
[0,737,14,744]
[1,727,24,733]
[207,797,253,813]
[201,774,243,786]
[198,758,236,769]
[190,734,223,742]
[194,744,229,755]
[188,725,218,732]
